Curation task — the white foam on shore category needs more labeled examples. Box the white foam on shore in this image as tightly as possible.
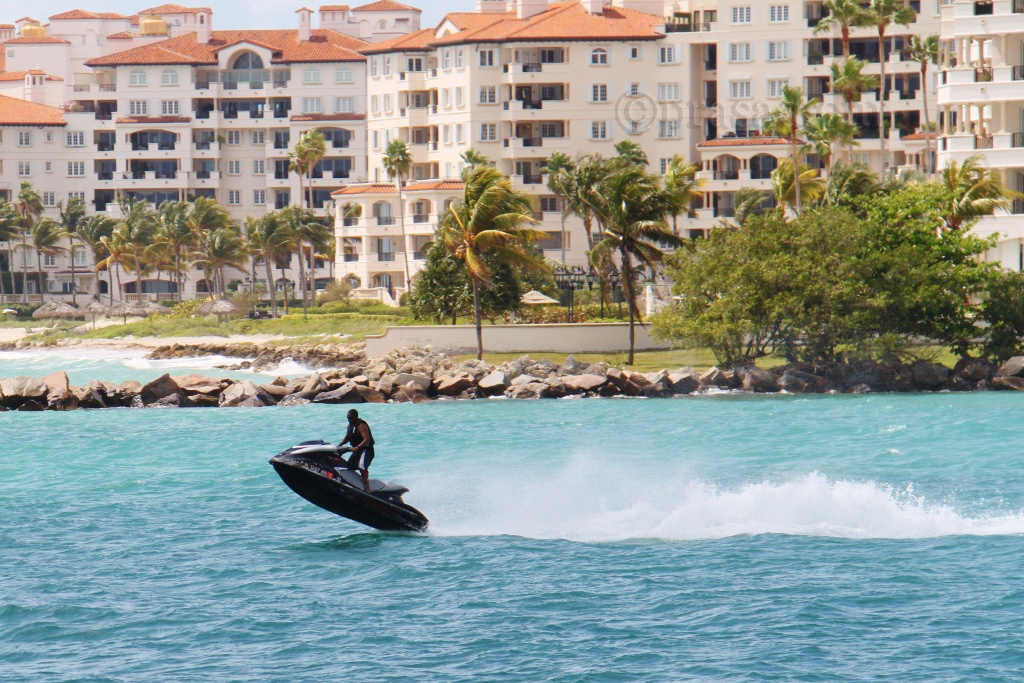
[236,357,314,377]
[418,464,1024,542]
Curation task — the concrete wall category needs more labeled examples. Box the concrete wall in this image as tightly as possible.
[365,323,670,356]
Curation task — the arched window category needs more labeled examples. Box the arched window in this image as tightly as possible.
[232,52,264,70]
[161,68,178,85]
[591,48,608,65]
[335,66,353,83]
[377,20,387,30]
[343,274,361,288]
[199,13,205,24]
[442,198,456,214]
[304,66,321,83]
[129,69,146,85]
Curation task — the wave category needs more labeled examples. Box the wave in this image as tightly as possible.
[416,465,1024,542]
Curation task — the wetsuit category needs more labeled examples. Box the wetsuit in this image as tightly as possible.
[342,419,375,471]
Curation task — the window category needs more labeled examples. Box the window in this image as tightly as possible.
[73,246,87,267]
[732,6,751,22]
[730,80,751,98]
[658,120,681,138]
[406,57,423,72]
[67,161,85,177]
[442,89,451,107]
[628,83,642,96]
[455,88,463,106]
[479,123,497,141]
[303,97,322,113]
[129,100,147,116]
[228,190,241,205]
[17,131,31,146]
[767,41,790,60]
[335,66,353,83]
[371,95,380,114]
[442,49,451,69]
[254,190,266,204]
[456,48,464,68]
[457,124,465,143]
[129,69,146,85]
[660,158,671,174]
[591,48,608,65]
[591,84,608,102]
[253,160,265,174]
[383,94,392,111]
[591,120,608,139]
[69,191,85,201]
[540,196,560,212]
[659,46,676,64]
[252,130,266,144]
[629,46,641,60]
[161,69,179,85]
[540,121,563,138]
[161,100,179,115]
[335,96,354,113]
[479,86,497,104]
[45,162,52,173]
[769,5,789,22]
[228,161,241,175]
[767,78,788,98]
[44,252,57,266]
[658,83,680,101]
[443,125,451,143]
[304,67,321,83]
[729,43,752,62]
[371,57,379,77]
[226,130,241,144]
[480,50,494,67]
[540,85,564,100]
[383,56,392,76]
[66,131,84,147]
[45,131,52,143]
[42,192,56,206]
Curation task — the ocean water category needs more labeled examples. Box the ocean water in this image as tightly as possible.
[4,389,1024,681]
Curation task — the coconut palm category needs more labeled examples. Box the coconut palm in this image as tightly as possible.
[663,156,703,236]
[544,152,574,263]
[30,218,66,303]
[384,139,414,292]
[186,197,232,297]
[460,148,489,168]
[439,165,549,360]
[613,140,648,167]
[861,0,917,174]
[278,206,331,317]
[245,212,291,318]
[156,200,194,303]
[830,58,880,127]
[904,34,939,175]
[804,113,860,172]
[732,187,771,227]
[823,162,881,206]
[938,155,1017,232]
[11,183,43,304]
[557,154,608,250]
[78,215,117,304]
[770,158,827,212]
[97,230,135,304]
[193,226,248,296]
[813,0,868,58]
[765,86,820,214]
[116,198,158,302]
[585,167,685,365]
[0,200,21,302]
[290,129,328,211]
[56,197,86,305]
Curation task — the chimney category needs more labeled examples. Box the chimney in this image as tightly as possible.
[583,0,604,14]
[296,7,313,41]
[517,0,547,19]
[195,9,212,43]
[476,0,509,12]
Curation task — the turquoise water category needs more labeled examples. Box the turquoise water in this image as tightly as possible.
[4,392,1024,681]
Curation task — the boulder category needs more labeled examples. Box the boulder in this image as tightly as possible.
[139,373,180,405]
[598,384,621,397]
[943,375,972,392]
[375,374,398,398]
[393,373,431,392]
[954,358,996,383]
[606,368,641,396]
[16,399,47,411]
[995,356,1024,379]
[0,376,48,409]
[625,371,658,396]
[993,376,1024,391]
[563,374,606,393]
[356,385,386,403]
[151,393,182,408]
[556,355,588,377]
[778,370,816,394]
[699,367,733,389]
[46,387,78,411]
[506,382,550,399]
[173,374,225,397]
[666,371,700,395]
[298,372,329,399]
[392,386,430,403]
[510,374,541,387]
[184,393,220,407]
[737,366,779,393]
[543,378,568,398]
[72,385,107,409]
[260,384,292,400]
[313,383,363,404]
[41,371,70,394]
[270,376,290,387]
[582,363,607,377]
[220,381,272,407]
[278,394,312,407]
[478,371,510,397]
[350,375,370,386]
[910,361,949,389]
[435,373,476,397]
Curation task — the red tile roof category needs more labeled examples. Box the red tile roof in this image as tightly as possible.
[902,132,937,140]
[14,17,38,22]
[352,0,420,11]
[320,4,351,9]
[429,2,664,46]
[129,15,140,25]
[0,24,15,28]
[138,4,212,14]
[697,136,795,148]
[3,36,71,44]
[0,94,66,126]
[405,179,464,191]
[332,179,463,195]
[0,69,63,81]
[115,115,191,124]
[359,28,434,54]
[332,183,400,195]
[49,10,128,20]
[106,31,135,39]
[290,113,366,121]
[85,29,370,66]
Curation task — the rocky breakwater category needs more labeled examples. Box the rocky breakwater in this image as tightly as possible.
[146,341,366,372]
[4,349,1024,412]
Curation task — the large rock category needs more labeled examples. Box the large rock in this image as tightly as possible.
[736,366,779,393]
[313,383,363,404]
[278,394,312,407]
[777,370,821,394]
[995,356,1024,379]
[993,375,1024,391]
[478,371,510,397]
[72,384,107,409]
[41,371,70,394]
[667,371,700,395]
[392,385,430,403]
[139,373,180,405]
[510,374,541,387]
[911,361,949,389]
[542,377,567,398]
[699,367,733,389]
[356,386,386,403]
[0,376,48,409]
[393,373,431,391]
[298,372,329,399]
[563,374,606,393]
[260,384,292,400]
[556,355,588,377]
[220,381,271,407]
[606,368,641,397]
[506,382,550,399]
[435,373,476,397]
[39,371,77,410]
[954,358,996,383]
[173,374,226,397]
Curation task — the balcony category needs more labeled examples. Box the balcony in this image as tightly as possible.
[1014,66,1024,81]
[975,67,994,83]
[503,63,544,73]
[975,134,994,149]
[411,214,429,223]
[376,217,395,226]
[713,170,740,180]
[377,252,395,262]
[412,251,426,261]
[343,253,359,262]
[521,174,544,185]
[1014,132,1024,148]
[343,217,360,226]
[521,137,543,147]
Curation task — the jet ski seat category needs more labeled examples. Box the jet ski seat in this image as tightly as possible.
[335,468,409,494]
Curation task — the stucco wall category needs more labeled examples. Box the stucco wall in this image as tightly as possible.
[365,323,670,356]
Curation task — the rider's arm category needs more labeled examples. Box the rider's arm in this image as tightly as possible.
[353,423,369,449]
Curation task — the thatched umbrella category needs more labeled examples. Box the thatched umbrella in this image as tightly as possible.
[79,300,110,330]
[139,301,172,315]
[107,301,149,325]
[49,302,82,319]
[31,302,60,319]
[197,298,239,324]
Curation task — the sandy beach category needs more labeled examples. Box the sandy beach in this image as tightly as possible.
[0,327,294,349]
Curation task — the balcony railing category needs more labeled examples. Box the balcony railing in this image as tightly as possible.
[412,251,426,260]
[713,171,740,180]
[521,137,543,147]
[714,207,736,218]
[975,67,993,83]
[808,53,825,66]
[807,17,822,28]
[1014,66,1024,81]
[343,217,359,226]
[376,217,395,226]
[411,214,429,223]
[378,252,395,262]
[343,253,359,262]
[521,174,544,184]
[975,134,994,149]
[1014,133,1024,148]
[99,84,116,92]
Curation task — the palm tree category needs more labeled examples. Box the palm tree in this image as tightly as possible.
[186,197,232,298]
[663,156,703,236]
[804,113,859,172]
[904,34,939,175]
[439,165,549,360]
[383,139,414,293]
[116,198,158,302]
[765,86,820,214]
[862,0,917,175]
[289,130,328,313]
[156,200,193,303]
[30,219,67,302]
[245,212,291,318]
[558,154,608,250]
[585,167,685,365]
[813,0,868,58]
[11,183,42,304]
[938,155,1017,232]
[278,206,331,316]
[732,187,770,227]
[613,140,648,167]
[830,58,880,126]
[460,149,489,168]
[56,197,86,305]
[193,226,247,296]
[98,230,135,304]
[544,152,574,263]
[823,162,881,206]
[0,201,21,302]
[771,158,827,212]
[78,215,117,304]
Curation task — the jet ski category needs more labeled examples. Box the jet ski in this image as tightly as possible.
[269,440,428,532]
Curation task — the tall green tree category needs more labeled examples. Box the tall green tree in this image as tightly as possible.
[771,158,827,212]
[813,0,869,57]
[278,206,331,317]
[193,226,247,296]
[30,219,67,303]
[57,197,86,305]
[663,156,703,236]
[12,183,42,304]
[409,240,471,324]
[78,215,117,304]
[804,113,859,172]
[823,162,881,207]
[246,211,292,318]
[904,34,939,174]
[765,86,820,214]
[156,200,193,303]
[186,197,232,297]
[544,151,574,263]
[862,0,917,174]
[830,58,879,129]
[116,198,158,301]
[460,148,489,168]
[0,200,21,300]
[613,140,648,167]
[289,130,327,313]
[585,167,685,364]
[384,138,414,292]
[440,165,549,360]
[938,155,1016,232]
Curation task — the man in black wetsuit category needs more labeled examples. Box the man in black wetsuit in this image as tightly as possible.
[339,409,375,492]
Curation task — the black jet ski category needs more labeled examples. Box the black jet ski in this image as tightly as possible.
[270,440,428,532]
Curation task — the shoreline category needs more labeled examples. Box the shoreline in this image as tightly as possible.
[3,340,1024,411]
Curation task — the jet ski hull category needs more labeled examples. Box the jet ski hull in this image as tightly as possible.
[270,449,428,532]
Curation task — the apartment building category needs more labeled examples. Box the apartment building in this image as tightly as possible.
[0,2,419,302]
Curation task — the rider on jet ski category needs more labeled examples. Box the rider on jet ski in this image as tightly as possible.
[339,409,375,492]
